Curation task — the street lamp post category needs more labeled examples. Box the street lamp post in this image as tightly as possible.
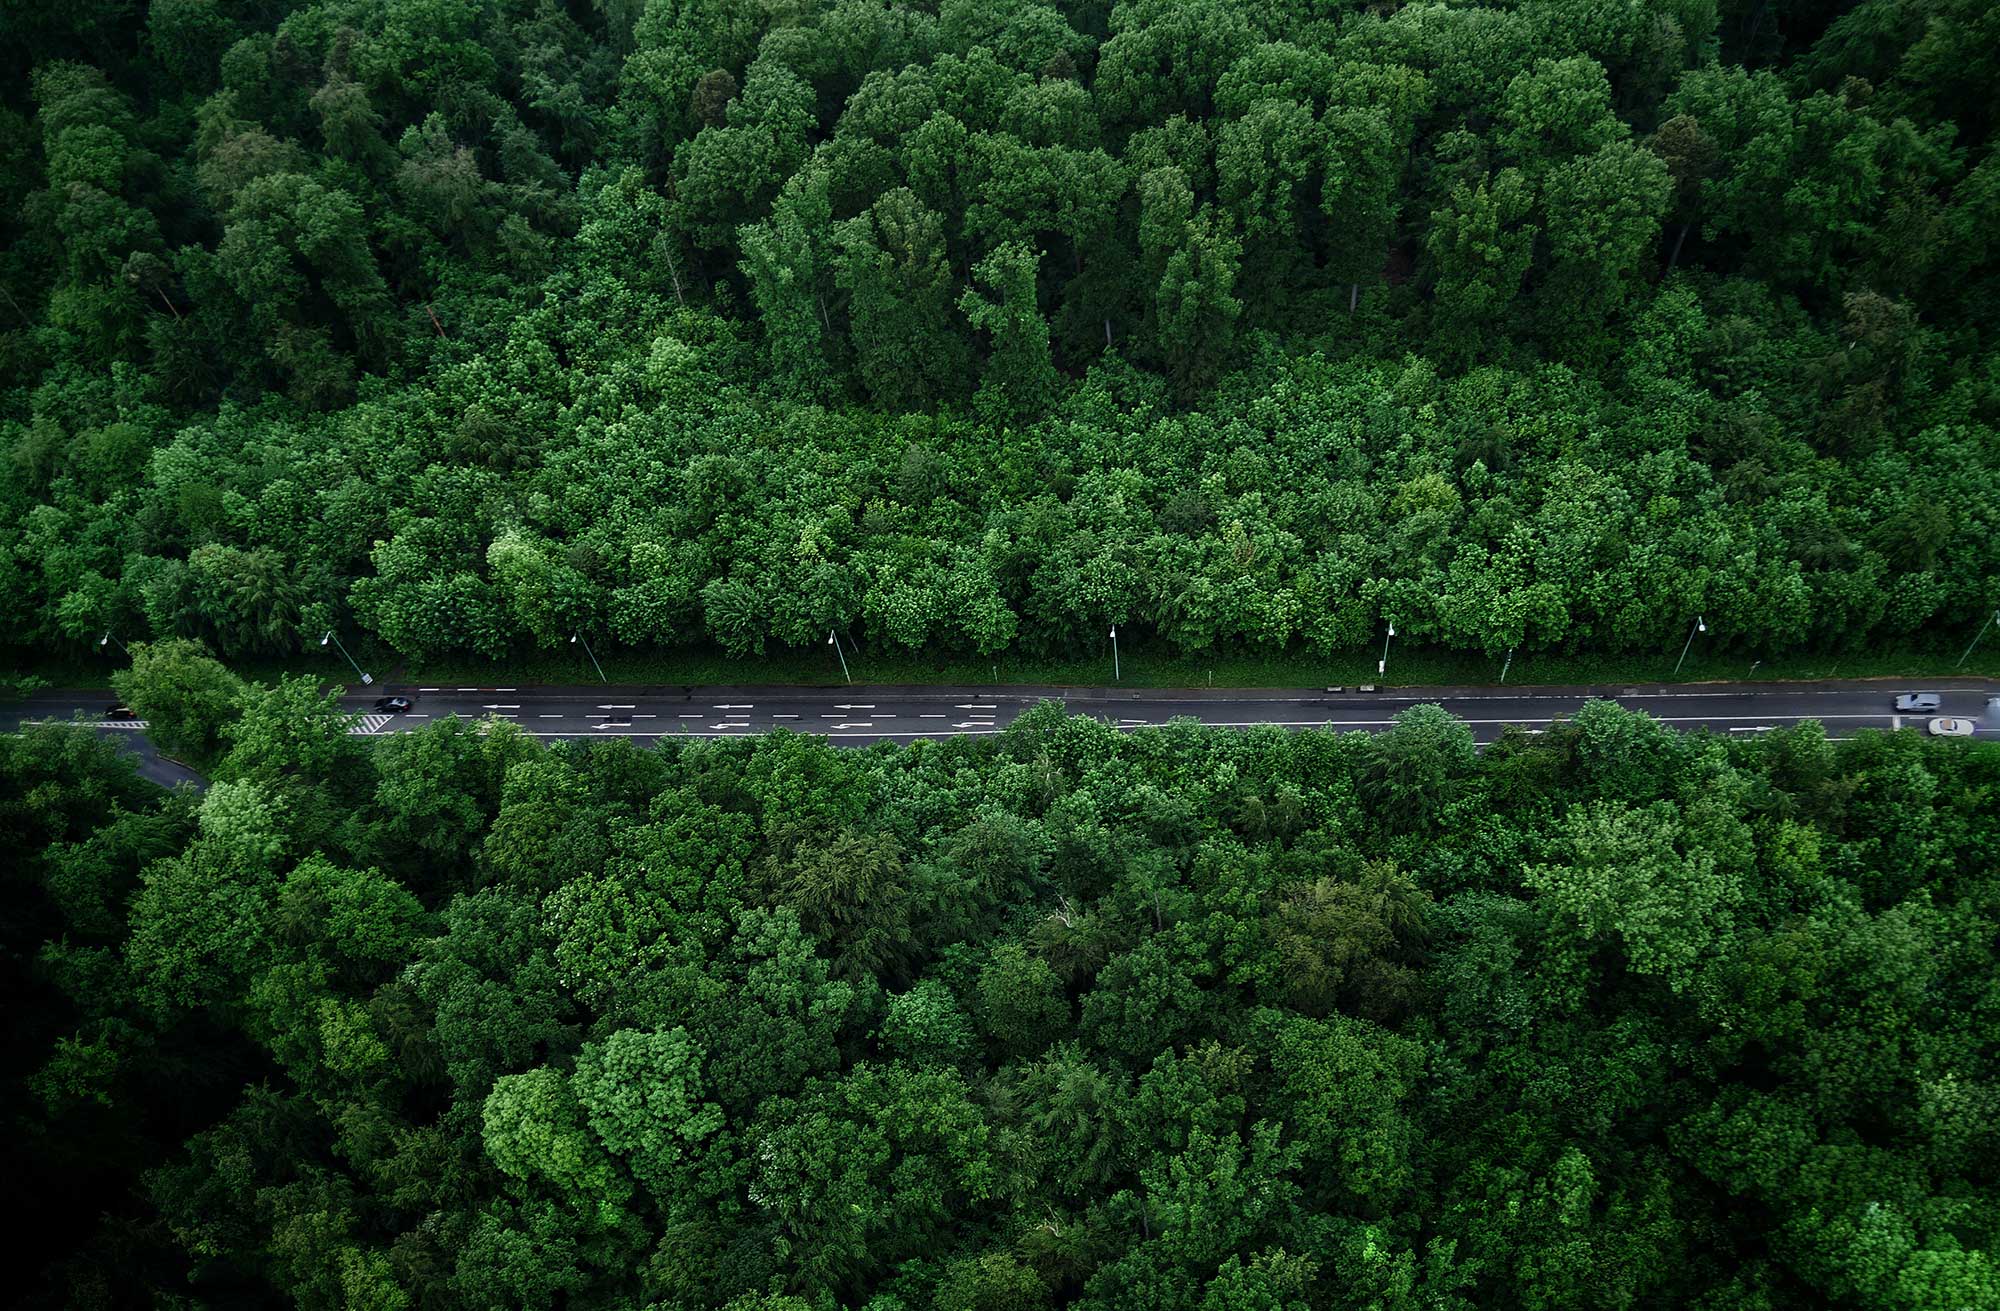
[1673,614,1707,678]
[319,630,372,685]
[98,632,128,656]
[570,632,606,684]
[1957,609,2000,669]
[1110,626,1120,682]
[828,629,850,683]
[1379,622,1395,677]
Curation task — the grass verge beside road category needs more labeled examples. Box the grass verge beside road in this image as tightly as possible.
[10,641,1999,695]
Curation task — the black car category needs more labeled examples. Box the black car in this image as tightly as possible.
[103,704,138,720]
[373,696,414,713]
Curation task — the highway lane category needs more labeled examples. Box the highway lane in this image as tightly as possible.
[349,678,2000,744]
[10,679,1998,754]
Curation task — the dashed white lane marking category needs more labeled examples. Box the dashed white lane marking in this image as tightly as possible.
[920,713,946,718]
[419,687,439,691]
[634,714,657,719]
[407,713,430,718]
[598,703,636,709]
[773,714,799,719]
[712,703,754,709]
[495,687,516,691]
[457,687,476,691]
[956,703,997,709]
[1729,725,1776,732]
[539,714,564,719]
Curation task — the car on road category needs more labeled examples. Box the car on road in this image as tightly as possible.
[103,704,137,720]
[1928,718,1974,737]
[373,696,414,713]
[1894,693,1941,712]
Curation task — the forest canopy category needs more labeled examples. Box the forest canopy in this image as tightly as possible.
[2,0,1998,667]
[4,673,1998,1307]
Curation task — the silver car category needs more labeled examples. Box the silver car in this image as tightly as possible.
[1928,718,1974,737]
[1894,693,1941,713]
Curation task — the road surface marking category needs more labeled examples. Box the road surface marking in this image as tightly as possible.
[1728,726,1776,732]
[599,703,636,709]
[634,714,657,719]
[457,687,476,691]
[407,713,430,718]
[495,687,516,691]
[956,703,997,709]
[773,714,799,719]
[831,722,873,729]
[921,713,946,718]
[539,714,564,719]
[419,687,438,691]
[835,703,875,710]
[482,703,520,709]
[713,703,754,709]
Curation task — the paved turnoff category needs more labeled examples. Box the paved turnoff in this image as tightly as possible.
[11,680,1997,763]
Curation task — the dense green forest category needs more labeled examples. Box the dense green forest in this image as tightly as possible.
[2,0,1997,668]
[5,657,1998,1307]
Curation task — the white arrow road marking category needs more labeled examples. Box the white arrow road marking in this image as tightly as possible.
[956,704,997,709]
[835,704,875,710]
[482,704,520,709]
[708,721,749,729]
[831,722,873,729]
[953,720,994,728]
[1729,725,1777,732]
[713,703,753,709]
[599,703,636,709]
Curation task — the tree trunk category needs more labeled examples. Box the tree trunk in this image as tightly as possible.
[1667,221,1691,273]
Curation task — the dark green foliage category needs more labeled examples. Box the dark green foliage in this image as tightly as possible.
[8,698,1999,1307]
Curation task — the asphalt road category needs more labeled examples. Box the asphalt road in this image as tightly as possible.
[10,679,1997,761]
[33,678,1997,745]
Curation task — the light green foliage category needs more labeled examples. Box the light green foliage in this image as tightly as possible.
[111,638,247,765]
